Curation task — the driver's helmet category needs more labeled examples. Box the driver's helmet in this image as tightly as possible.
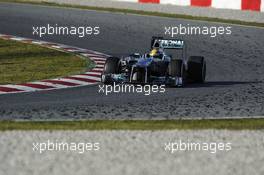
[149,49,158,57]
[149,48,163,59]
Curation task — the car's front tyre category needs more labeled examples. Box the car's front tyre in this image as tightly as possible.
[168,59,186,87]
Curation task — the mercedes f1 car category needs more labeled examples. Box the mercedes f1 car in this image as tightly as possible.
[101,36,206,87]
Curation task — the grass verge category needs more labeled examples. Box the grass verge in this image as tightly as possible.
[0,119,264,131]
[0,0,264,28]
[0,38,89,84]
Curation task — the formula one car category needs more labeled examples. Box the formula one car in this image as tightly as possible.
[101,36,206,87]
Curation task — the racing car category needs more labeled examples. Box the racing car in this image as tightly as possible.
[101,36,206,87]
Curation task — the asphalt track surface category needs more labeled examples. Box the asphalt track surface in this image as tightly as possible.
[0,2,264,120]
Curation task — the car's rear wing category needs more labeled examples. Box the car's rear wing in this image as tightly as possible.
[151,37,185,49]
[151,37,187,60]
[153,39,184,49]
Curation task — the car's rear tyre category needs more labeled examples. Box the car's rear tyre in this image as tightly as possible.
[101,57,120,84]
[187,56,206,83]
[168,59,186,86]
